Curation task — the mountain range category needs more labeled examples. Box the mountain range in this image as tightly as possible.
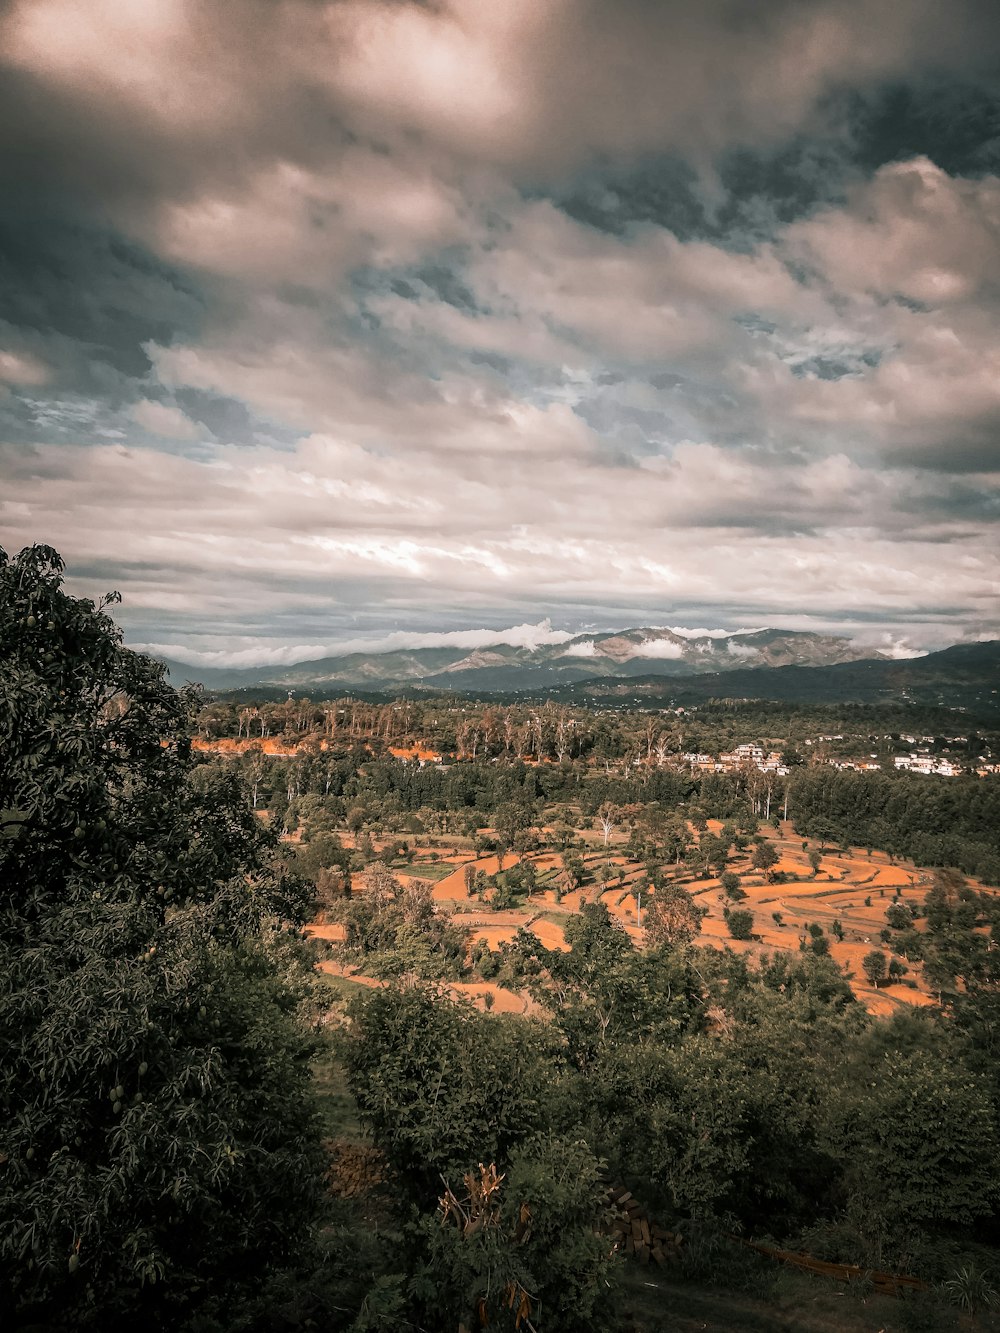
[547,640,1000,715]
[157,627,891,694]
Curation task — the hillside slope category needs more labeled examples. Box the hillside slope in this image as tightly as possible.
[548,640,1000,714]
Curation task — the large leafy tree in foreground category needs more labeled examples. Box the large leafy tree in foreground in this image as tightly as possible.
[0,546,324,1329]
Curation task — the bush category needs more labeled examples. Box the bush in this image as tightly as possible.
[725,908,754,941]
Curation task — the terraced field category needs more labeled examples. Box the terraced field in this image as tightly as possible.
[310,819,999,1014]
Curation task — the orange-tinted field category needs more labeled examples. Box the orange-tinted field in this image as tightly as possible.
[312,820,998,1016]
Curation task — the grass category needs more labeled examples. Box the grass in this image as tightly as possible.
[311,1043,364,1141]
[311,974,367,1140]
[387,857,463,881]
[315,971,370,1002]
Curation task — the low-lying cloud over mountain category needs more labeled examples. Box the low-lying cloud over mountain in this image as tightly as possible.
[157,625,902,693]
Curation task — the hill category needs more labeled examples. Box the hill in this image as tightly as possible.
[546,640,1000,715]
[158,626,886,693]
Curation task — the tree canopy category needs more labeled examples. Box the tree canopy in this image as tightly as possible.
[0,545,324,1330]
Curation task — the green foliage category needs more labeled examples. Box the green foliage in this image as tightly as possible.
[862,950,888,987]
[339,985,567,1193]
[825,1050,1000,1233]
[886,901,913,931]
[750,840,780,877]
[599,1039,754,1219]
[334,861,469,978]
[725,908,754,940]
[942,1263,999,1314]
[644,881,705,947]
[790,767,1000,883]
[415,1136,616,1333]
[0,545,324,1330]
[720,869,744,900]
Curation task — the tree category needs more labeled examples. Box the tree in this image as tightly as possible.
[340,985,561,1196]
[0,546,324,1330]
[886,902,913,931]
[561,850,586,891]
[337,862,468,978]
[493,801,531,870]
[720,870,745,901]
[419,1137,616,1333]
[825,1050,1000,1233]
[596,801,618,851]
[645,882,705,948]
[725,908,755,941]
[751,840,781,880]
[862,950,888,988]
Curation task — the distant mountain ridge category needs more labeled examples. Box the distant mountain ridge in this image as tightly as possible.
[156,626,892,693]
[547,640,1000,715]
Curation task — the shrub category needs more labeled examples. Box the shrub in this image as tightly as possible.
[724,909,754,941]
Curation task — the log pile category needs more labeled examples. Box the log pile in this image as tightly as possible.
[738,1237,927,1295]
[604,1185,682,1267]
[324,1140,387,1198]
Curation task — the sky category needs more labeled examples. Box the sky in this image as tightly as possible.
[0,0,999,667]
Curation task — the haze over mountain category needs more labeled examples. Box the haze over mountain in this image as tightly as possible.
[159,626,894,693]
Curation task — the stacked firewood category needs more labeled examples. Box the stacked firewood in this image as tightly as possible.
[605,1185,682,1267]
[323,1141,387,1198]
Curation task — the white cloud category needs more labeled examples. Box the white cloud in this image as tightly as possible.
[135,619,575,668]
[131,398,201,439]
[3,434,997,658]
[560,639,597,657]
[1,1,999,656]
[632,638,686,659]
[852,633,928,660]
[667,625,766,639]
[0,349,51,386]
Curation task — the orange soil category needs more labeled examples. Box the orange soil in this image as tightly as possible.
[388,745,442,762]
[446,981,527,1013]
[319,959,525,1014]
[193,737,304,757]
[312,831,1000,1019]
[430,854,529,901]
[306,922,347,943]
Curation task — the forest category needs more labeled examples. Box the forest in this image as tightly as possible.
[4,545,1000,1332]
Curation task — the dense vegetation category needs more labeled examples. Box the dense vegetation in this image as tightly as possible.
[206,718,1000,883]
[5,544,1000,1330]
[1,548,324,1330]
[790,766,1000,882]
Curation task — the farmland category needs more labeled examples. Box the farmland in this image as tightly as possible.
[307,815,996,1017]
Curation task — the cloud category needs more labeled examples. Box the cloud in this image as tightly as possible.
[860,634,929,660]
[131,398,200,439]
[2,424,998,657]
[560,639,597,657]
[667,626,766,639]
[0,1,998,657]
[0,349,50,387]
[632,639,686,659]
[137,619,574,668]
